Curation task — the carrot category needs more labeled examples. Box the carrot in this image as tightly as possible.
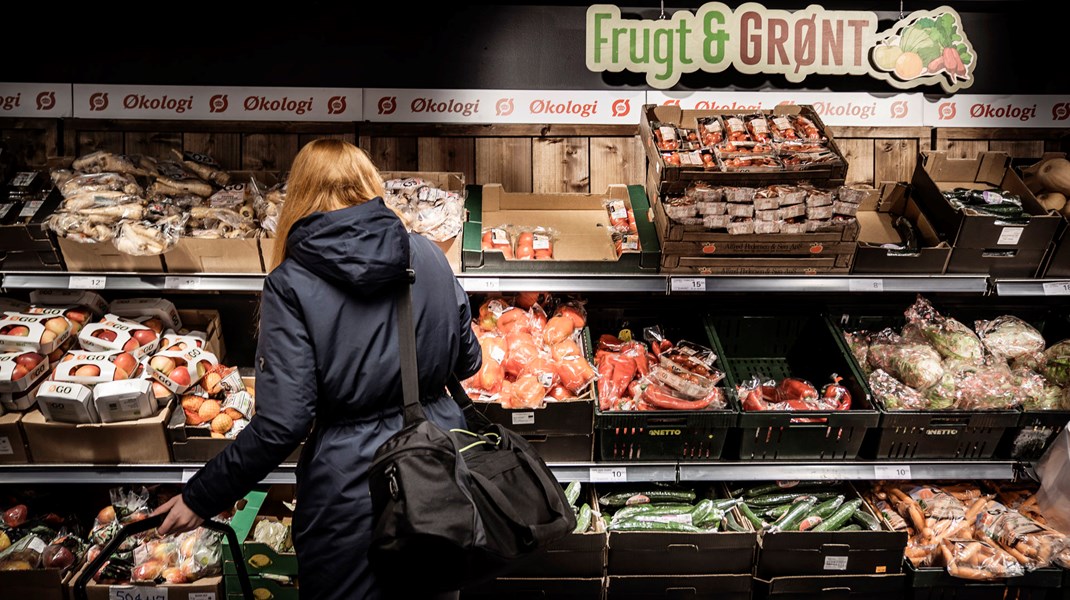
[965,497,989,522]
[927,56,945,74]
[948,565,995,581]
[998,540,1031,565]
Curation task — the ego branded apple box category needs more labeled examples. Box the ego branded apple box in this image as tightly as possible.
[0,313,72,355]
[1,379,43,412]
[37,380,97,424]
[29,290,108,319]
[93,379,155,423]
[0,296,30,315]
[78,314,160,360]
[0,350,50,395]
[108,298,182,331]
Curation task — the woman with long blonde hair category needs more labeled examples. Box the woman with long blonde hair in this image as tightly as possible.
[153,139,482,600]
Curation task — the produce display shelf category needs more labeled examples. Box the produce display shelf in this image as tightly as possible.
[1,272,266,292]
[993,278,1070,296]
[0,461,1019,485]
[458,274,669,294]
[669,275,990,294]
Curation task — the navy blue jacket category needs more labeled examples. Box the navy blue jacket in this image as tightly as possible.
[183,198,482,599]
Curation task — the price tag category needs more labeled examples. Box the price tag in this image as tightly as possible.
[671,278,706,292]
[874,465,912,480]
[589,467,627,482]
[823,555,849,571]
[164,276,202,290]
[69,276,106,289]
[189,594,216,600]
[19,200,44,218]
[28,536,46,554]
[109,587,168,600]
[997,227,1024,245]
[511,412,535,426]
[848,278,884,292]
[464,278,500,292]
[0,437,12,455]
[1042,281,1070,296]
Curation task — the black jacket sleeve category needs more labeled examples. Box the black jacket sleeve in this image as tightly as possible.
[183,275,317,519]
[453,278,482,380]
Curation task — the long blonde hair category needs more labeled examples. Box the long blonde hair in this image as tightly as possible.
[270,139,386,271]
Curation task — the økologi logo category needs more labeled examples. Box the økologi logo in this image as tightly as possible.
[937,102,957,120]
[611,99,631,117]
[36,92,56,111]
[88,93,109,111]
[327,96,347,115]
[1052,102,1070,121]
[661,99,681,106]
[378,96,397,115]
[890,100,910,119]
[209,95,229,113]
[495,98,514,117]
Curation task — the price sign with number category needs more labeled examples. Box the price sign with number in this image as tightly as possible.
[589,467,627,482]
[69,276,106,289]
[671,278,706,292]
[1043,281,1070,296]
[164,276,202,290]
[464,277,500,292]
[848,278,884,292]
[874,465,912,479]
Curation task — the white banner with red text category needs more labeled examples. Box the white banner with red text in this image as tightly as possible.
[364,89,646,124]
[70,85,362,121]
[647,90,924,127]
[0,83,72,118]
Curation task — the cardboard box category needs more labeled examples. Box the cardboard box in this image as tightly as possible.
[221,488,300,578]
[462,184,660,273]
[381,171,467,274]
[226,574,297,600]
[474,398,593,436]
[912,152,1060,277]
[164,238,264,273]
[21,402,173,463]
[755,573,907,600]
[76,575,223,600]
[0,248,65,271]
[30,291,109,318]
[507,487,607,577]
[852,183,951,274]
[57,236,165,272]
[0,566,75,600]
[174,309,226,362]
[641,103,848,195]
[462,577,605,600]
[0,185,64,258]
[606,574,751,600]
[0,410,31,463]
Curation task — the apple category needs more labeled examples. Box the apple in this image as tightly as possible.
[132,329,157,347]
[2,325,30,337]
[11,365,28,381]
[151,381,172,399]
[15,352,43,370]
[42,544,76,570]
[96,506,116,525]
[40,330,57,344]
[44,317,68,334]
[2,505,27,528]
[112,367,129,381]
[92,329,118,343]
[48,347,64,362]
[202,371,222,395]
[142,318,165,334]
[149,355,176,374]
[61,353,75,362]
[74,364,101,378]
[169,366,191,387]
[111,352,137,375]
[65,310,88,324]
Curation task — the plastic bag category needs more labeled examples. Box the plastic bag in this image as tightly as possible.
[1040,340,1070,386]
[722,116,751,143]
[843,331,870,373]
[253,519,292,554]
[255,182,286,236]
[697,117,724,147]
[866,335,945,390]
[513,227,555,260]
[936,361,1019,410]
[480,226,513,258]
[975,500,1067,570]
[975,316,1047,360]
[383,177,465,242]
[720,155,783,172]
[113,215,186,256]
[905,296,984,364]
[869,369,926,410]
[790,115,826,142]
[60,172,143,197]
[942,538,1025,580]
[1012,368,1069,410]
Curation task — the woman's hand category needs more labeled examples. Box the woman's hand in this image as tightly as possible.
[152,494,204,536]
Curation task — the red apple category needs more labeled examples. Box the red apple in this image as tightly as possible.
[151,381,173,399]
[112,367,129,381]
[40,330,57,344]
[111,352,137,375]
[2,325,30,337]
[65,310,88,324]
[44,317,69,334]
[149,355,175,374]
[131,329,157,347]
[122,338,140,352]
[169,366,191,387]
[142,318,164,334]
[92,329,118,343]
[74,364,101,378]
[15,352,43,370]
[11,364,28,381]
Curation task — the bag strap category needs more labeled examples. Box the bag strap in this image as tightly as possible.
[467,452,575,545]
[396,267,425,425]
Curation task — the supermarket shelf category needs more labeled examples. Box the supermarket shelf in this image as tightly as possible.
[0,461,1019,485]
[677,460,1018,482]
[668,275,990,294]
[993,278,1070,297]
[1,272,265,292]
[458,274,669,294]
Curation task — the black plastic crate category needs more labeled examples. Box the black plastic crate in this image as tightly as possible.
[835,306,1067,460]
[591,309,737,462]
[908,562,1062,600]
[704,312,879,460]
[755,573,907,600]
[607,574,751,600]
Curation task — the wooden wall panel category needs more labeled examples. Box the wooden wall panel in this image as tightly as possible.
[873,139,919,185]
[241,133,300,171]
[417,137,476,184]
[475,138,532,192]
[182,133,242,171]
[361,136,418,172]
[532,138,589,193]
[298,132,356,148]
[74,131,123,157]
[838,138,874,187]
[941,139,990,159]
[1,128,53,167]
[590,136,645,192]
[124,132,182,161]
[988,140,1046,159]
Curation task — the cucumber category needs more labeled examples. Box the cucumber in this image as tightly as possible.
[712,498,743,511]
[761,503,794,519]
[852,507,881,531]
[689,500,724,529]
[564,481,581,507]
[743,481,841,498]
[610,503,695,524]
[840,524,863,531]
[772,497,817,532]
[798,515,823,531]
[724,509,747,533]
[599,489,697,507]
[748,492,838,506]
[807,495,846,521]
[812,498,863,532]
[607,520,703,533]
[738,502,767,530]
[574,503,592,533]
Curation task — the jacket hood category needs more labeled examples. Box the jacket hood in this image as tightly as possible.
[286,198,410,295]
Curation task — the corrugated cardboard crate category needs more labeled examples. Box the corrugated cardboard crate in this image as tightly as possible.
[0,410,31,463]
[852,183,951,274]
[382,170,467,274]
[22,402,173,463]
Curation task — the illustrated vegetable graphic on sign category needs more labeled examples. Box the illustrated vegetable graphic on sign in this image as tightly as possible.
[870,9,976,92]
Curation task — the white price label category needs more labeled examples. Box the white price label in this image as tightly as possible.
[19,200,44,218]
[189,594,216,600]
[823,555,849,571]
[848,278,884,292]
[997,227,1024,245]
[874,465,912,479]
[1042,282,1070,296]
[511,411,535,426]
[0,437,12,456]
[464,278,500,292]
[671,278,706,292]
[109,587,168,600]
[589,467,627,482]
[164,276,202,290]
[29,536,47,554]
[69,276,107,289]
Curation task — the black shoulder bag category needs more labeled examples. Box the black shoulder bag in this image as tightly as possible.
[367,268,576,594]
